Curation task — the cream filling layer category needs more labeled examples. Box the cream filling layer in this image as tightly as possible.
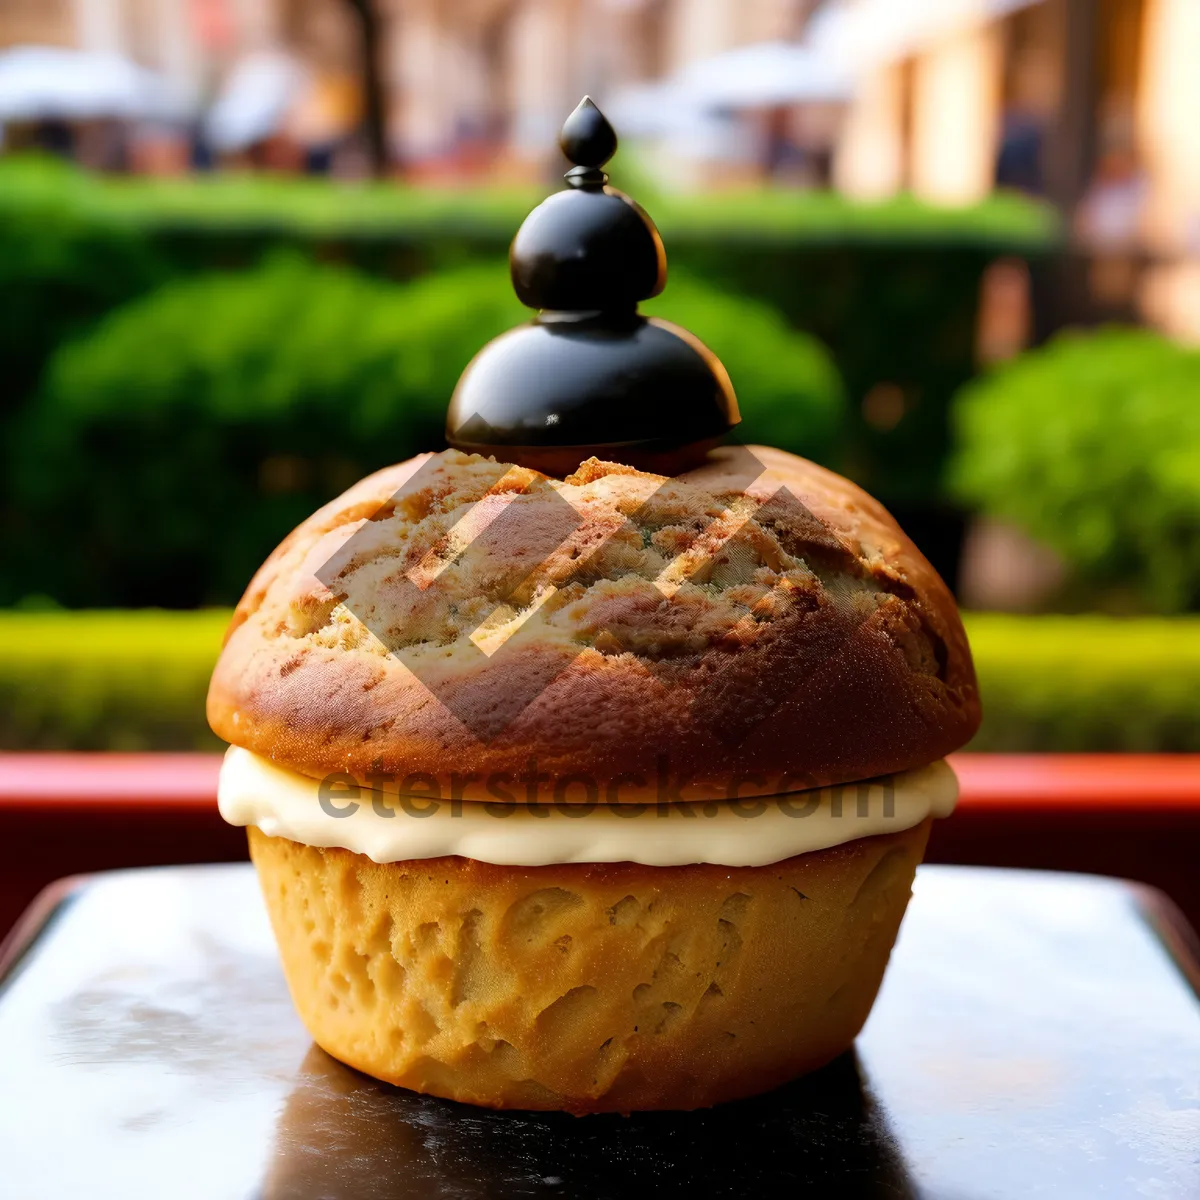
[219,747,958,869]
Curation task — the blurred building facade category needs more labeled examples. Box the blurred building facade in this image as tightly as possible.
[3,1,1193,204]
[830,0,1200,340]
[0,0,812,171]
[2,0,1198,333]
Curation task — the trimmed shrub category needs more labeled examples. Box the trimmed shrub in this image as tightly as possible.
[950,328,1200,613]
[8,257,845,607]
[642,279,845,453]
[8,258,513,607]
[0,156,165,422]
[1,610,1196,753]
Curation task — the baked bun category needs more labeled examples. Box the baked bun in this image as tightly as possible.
[208,447,979,797]
[249,818,930,1113]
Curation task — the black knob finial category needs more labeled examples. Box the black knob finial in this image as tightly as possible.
[446,97,740,477]
[560,96,617,187]
[507,98,662,310]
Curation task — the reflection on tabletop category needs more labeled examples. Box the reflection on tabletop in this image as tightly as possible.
[0,865,1197,1199]
[263,1043,911,1200]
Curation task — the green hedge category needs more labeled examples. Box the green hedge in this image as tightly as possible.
[0,155,1059,517]
[6,259,523,607]
[6,257,844,608]
[950,328,1200,614]
[966,613,1200,752]
[0,610,227,752]
[1,610,1196,753]
[0,154,1056,246]
[0,158,165,423]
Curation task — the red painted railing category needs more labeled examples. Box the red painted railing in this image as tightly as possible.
[0,753,222,809]
[949,755,1200,811]
[2,753,1199,940]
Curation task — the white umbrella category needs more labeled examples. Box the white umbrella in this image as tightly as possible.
[604,81,695,136]
[204,51,308,153]
[813,0,1044,70]
[676,40,855,108]
[607,38,855,137]
[0,45,180,122]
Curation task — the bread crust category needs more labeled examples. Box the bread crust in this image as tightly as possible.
[249,818,930,1112]
[209,447,979,797]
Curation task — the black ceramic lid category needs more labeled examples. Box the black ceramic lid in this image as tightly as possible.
[445,97,740,477]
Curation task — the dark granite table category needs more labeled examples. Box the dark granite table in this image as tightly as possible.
[0,864,1197,1199]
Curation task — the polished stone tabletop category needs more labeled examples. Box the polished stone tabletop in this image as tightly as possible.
[0,864,1197,1199]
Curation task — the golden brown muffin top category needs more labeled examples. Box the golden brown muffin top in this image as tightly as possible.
[208,447,979,798]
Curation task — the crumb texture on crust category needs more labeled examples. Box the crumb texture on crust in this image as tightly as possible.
[250,819,929,1112]
[208,447,980,792]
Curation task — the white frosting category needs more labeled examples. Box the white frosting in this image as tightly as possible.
[219,747,957,868]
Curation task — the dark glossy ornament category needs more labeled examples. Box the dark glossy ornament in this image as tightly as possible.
[560,95,618,174]
[446,97,740,476]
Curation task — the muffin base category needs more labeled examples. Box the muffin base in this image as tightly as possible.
[249,819,930,1113]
